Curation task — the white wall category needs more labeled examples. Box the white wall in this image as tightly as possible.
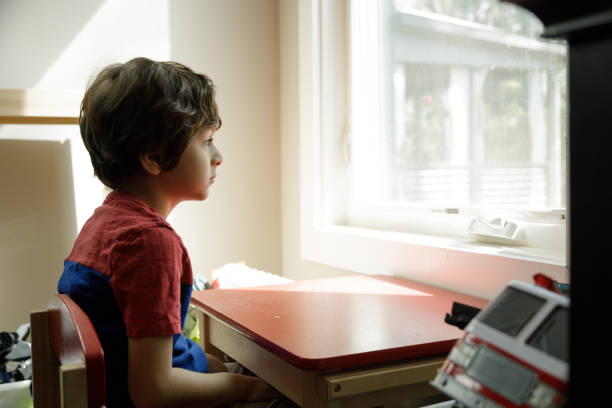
[0,0,281,329]
[279,0,354,281]
[0,139,77,331]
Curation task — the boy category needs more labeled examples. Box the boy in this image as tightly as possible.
[58,58,280,407]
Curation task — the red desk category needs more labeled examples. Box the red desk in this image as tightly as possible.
[191,275,487,407]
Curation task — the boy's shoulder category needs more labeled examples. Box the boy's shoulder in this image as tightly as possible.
[71,190,185,260]
[94,189,173,232]
[68,190,190,278]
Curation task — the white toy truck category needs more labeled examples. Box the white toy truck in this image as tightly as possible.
[431,279,568,408]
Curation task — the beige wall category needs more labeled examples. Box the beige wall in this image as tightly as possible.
[168,0,282,280]
[0,0,284,330]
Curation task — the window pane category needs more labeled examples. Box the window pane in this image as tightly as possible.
[395,0,543,36]
[385,0,566,211]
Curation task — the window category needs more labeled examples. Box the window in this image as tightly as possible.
[297,0,568,299]
[347,0,566,246]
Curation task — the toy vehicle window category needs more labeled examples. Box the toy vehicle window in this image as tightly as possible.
[467,345,537,405]
[478,286,545,336]
[527,306,568,362]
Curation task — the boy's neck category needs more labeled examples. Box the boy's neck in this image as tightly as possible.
[118,176,175,219]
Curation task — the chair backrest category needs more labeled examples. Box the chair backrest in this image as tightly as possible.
[31,294,106,408]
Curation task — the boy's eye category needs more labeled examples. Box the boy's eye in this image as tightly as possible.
[204,139,213,146]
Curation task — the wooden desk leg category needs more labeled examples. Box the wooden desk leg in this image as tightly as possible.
[199,311,326,407]
[195,309,225,361]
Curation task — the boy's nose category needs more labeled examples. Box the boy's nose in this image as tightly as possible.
[213,152,223,166]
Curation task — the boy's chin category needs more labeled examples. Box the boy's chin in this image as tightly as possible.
[179,186,211,203]
[191,189,209,201]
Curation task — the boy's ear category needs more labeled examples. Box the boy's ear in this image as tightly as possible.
[139,153,162,176]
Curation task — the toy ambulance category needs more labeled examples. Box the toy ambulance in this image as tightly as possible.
[431,280,568,408]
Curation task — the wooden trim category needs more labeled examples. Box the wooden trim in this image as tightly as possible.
[48,294,106,406]
[329,382,444,408]
[60,363,88,408]
[321,356,446,399]
[0,116,78,125]
[31,310,60,408]
[0,89,80,124]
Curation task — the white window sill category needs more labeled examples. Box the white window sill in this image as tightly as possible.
[301,223,568,300]
[315,224,565,265]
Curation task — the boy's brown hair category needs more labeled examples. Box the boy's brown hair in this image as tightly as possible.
[80,57,221,188]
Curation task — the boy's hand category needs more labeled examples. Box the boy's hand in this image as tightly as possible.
[241,375,283,402]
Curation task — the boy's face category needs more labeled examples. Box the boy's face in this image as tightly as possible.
[158,127,222,204]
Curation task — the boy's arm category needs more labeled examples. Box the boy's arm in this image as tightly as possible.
[128,335,280,408]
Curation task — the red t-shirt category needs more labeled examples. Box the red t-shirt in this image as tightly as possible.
[66,189,194,337]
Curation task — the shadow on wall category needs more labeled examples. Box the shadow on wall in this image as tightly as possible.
[0,138,77,330]
[0,0,105,88]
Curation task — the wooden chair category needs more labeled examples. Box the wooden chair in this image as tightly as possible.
[30,294,106,407]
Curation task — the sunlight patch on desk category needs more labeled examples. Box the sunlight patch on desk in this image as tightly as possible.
[241,275,433,296]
